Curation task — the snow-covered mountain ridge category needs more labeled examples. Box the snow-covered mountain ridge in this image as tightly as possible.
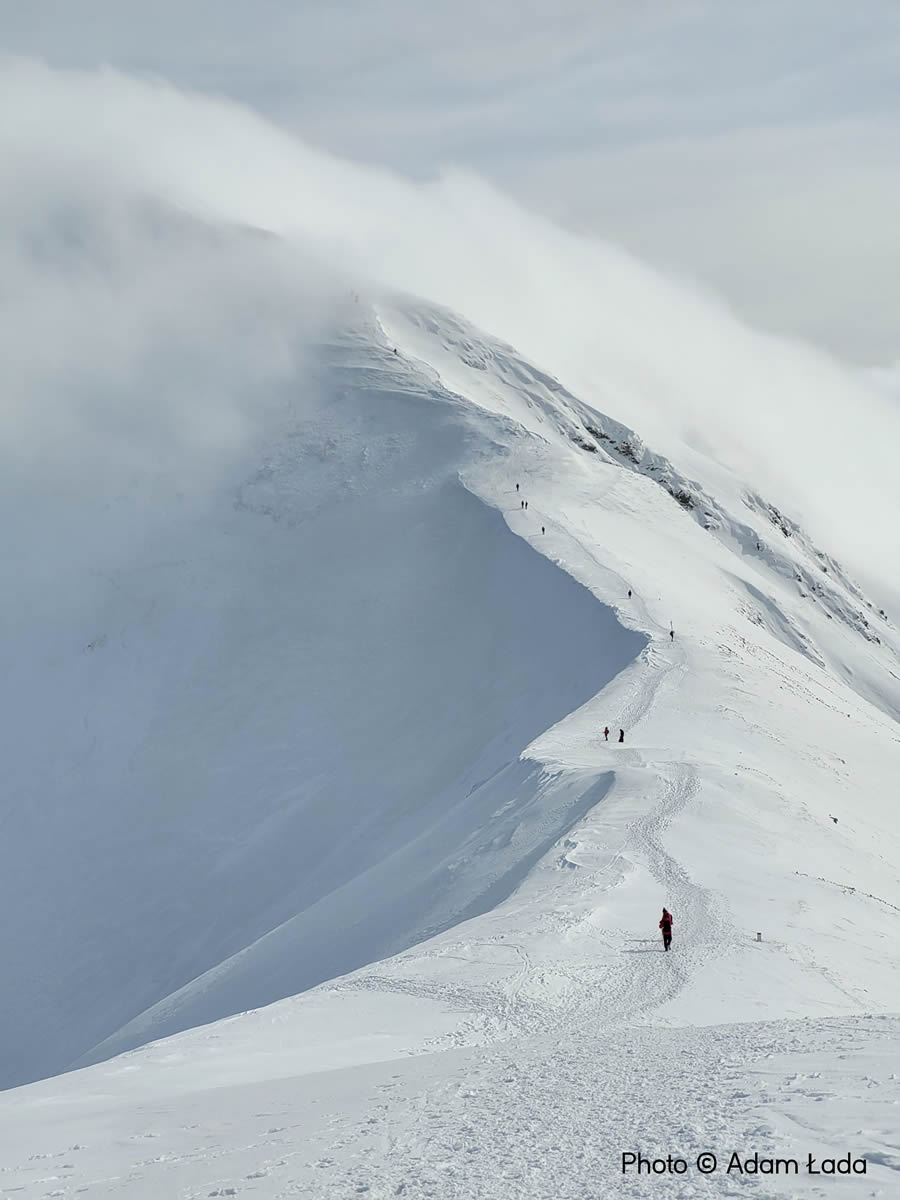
[2,284,899,1196]
[384,301,895,663]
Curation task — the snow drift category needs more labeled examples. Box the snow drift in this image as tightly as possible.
[2,70,900,1200]
[1,284,644,1085]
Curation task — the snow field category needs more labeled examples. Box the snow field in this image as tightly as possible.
[1,295,898,1197]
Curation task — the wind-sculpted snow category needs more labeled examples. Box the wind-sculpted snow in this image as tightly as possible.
[0,316,644,1088]
[2,277,900,1196]
[383,300,900,713]
[2,54,899,1190]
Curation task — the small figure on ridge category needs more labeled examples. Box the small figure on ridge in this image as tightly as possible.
[659,907,674,951]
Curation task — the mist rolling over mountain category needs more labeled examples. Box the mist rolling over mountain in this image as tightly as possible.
[1,6,899,1196]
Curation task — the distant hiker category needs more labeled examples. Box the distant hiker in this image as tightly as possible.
[516,483,520,492]
[521,500,525,509]
[525,501,528,510]
[618,729,624,743]
[393,347,399,355]
[541,525,545,534]
[756,541,761,551]
[669,627,674,641]
[659,907,673,951]
[628,589,632,598]
[604,726,609,741]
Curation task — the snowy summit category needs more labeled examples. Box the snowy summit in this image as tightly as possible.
[1,9,900,1198]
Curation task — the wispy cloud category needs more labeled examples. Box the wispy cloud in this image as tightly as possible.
[1,55,897,596]
[3,2,899,361]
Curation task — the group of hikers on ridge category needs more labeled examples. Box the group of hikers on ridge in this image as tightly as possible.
[512,485,680,956]
[515,484,676,749]
[515,483,676,643]
[514,483,679,950]
[516,483,545,534]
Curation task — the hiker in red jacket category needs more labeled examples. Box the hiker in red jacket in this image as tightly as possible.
[659,908,673,951]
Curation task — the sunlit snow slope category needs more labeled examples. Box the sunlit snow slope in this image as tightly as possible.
[3,232,900,1200]
[4,56,900,1197]
[3,283,900,1195]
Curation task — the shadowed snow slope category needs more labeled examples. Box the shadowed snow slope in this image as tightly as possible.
[3,289,900,1197]
[0,314,642,1088]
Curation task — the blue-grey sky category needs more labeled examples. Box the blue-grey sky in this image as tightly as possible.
[2,0,899,360]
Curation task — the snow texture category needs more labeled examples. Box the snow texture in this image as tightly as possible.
[1,289,899,1197]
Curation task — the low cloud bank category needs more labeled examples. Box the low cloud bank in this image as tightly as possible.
[1,58,897,592]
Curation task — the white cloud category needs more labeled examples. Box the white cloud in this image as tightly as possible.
[3,2,900,361]
[0,70,351,632]
[510,119,900,363]
[0,55,897,597]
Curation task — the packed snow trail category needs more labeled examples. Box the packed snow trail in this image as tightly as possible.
[56,302,900,1078]
[308,1019,900,1200]
[2,292,900,1200]
[334,760,732,1046]
[1,1015,898,1197]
